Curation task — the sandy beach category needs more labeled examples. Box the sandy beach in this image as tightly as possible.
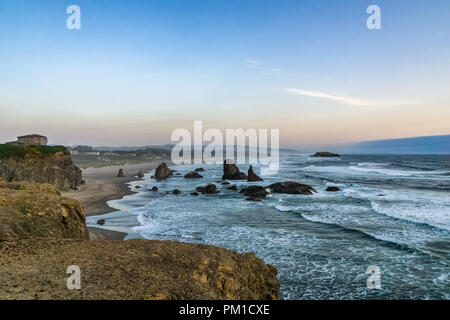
[62,161,163,241]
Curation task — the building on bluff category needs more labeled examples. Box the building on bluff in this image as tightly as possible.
[6,134,48,146]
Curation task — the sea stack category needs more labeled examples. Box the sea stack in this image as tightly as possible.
[311,152,341,157]
[154,162,173,180]
[247,165,263,182]
[117,169,124,177]
[222,159,247,180]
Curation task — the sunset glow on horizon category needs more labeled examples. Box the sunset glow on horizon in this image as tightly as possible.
[1,0,449,148]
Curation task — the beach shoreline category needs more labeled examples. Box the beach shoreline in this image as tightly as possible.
[62,161,163,241]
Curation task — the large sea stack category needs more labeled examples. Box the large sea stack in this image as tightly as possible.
[222,159,247,180]
[154,162,173,180]
[247,165,263,182]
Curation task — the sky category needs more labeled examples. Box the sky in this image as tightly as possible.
[0,0,449,148]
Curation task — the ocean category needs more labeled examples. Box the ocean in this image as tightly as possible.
[87,153,450,299]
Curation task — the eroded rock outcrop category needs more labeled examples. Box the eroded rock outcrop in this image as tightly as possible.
[0,238,280,300]
[267,181,317,195]
[247,165,263,182]
[0,149,82,191]
[222,160,247,180]
[154,162,173,180]
[0,178,88,240]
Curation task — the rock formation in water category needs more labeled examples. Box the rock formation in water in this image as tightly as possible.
[0,146,82,191]
[184,171,203,179]
[195,168,205,172]
[311,152,341,157]
[247,165,263,182]
[222,160,247,180]
[326,186,340,192]
[0,178,89,240]
[154,162,173,180]
[117,169,124,177]
[137,170,144,179]
[267,181,317,195]
[196,184,219,194]
[240,186,269,199]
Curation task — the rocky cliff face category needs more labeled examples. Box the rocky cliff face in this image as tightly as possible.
[0,151,82,191]
[0,178,88,240]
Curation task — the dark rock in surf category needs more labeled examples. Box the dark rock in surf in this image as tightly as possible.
[117,169,124,177]
[137,170,144,179]
[240,186,269,199]
[267,181,316,195]
[97,219,105,226]
[247,165,263,182]
[196,184,219,194]
[222,159,247,180]
[195,168,205,172]
[172,189,181,195]
[190,192,199,196]
[326,186,340,192]
[227,185,238,191]
[184,171,203,179]
[246,197,262,202]
[311,152,340,158]
[151,186,158,192]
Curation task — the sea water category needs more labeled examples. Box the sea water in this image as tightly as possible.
[87,153,450,299]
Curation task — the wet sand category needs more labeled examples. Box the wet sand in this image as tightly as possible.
[62,161,162,240]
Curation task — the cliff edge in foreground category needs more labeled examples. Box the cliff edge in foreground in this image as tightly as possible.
[0,239,280,300]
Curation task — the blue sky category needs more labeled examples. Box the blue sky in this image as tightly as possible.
[0,0,449,147]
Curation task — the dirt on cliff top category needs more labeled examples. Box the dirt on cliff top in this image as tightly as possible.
[0,238,280,300]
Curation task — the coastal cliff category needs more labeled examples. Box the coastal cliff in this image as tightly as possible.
[0,177,280,299]
[0,144,82,191]
[0,178,89,240]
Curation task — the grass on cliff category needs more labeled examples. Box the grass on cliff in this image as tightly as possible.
[0,144,69,159]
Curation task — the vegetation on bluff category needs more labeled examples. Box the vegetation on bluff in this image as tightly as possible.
[0,144,69,159]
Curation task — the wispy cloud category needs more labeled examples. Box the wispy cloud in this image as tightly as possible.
[285,88,417,107]
[245,58,282,74]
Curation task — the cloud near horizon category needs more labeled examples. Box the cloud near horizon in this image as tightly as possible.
[285,88,417,107]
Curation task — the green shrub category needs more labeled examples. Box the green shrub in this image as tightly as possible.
[0,144,69,159]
